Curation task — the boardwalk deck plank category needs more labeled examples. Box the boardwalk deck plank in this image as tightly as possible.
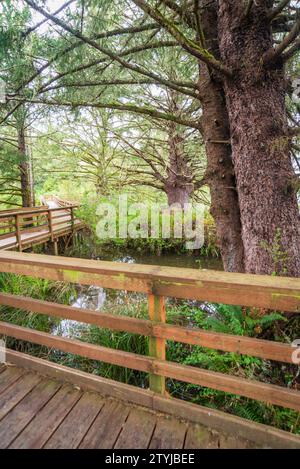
[80,400,130,449]
[0,378,61,448]
[10,384,82,449]
[0,372,41,421]
[0,364,297,449]
[0,367,24,395]
[149,416,187,449]
[44,392,105,449]
[114,408,157,449]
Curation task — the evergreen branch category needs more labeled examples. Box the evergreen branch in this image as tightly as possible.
[23,1,198,99]
[9,97,201,130]
[132,0,232,76]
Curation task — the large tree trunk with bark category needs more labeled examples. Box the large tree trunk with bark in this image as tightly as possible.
[18,126,34,208]
[218,0,300,276]
[165,121,194,206]
[197,1,245,272]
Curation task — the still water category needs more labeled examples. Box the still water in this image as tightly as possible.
[54,252,222,337]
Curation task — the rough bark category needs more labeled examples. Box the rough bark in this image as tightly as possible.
[197,1,245,272]
[17,126,34,207]
[218,0,300,275]
[164,121,194,206]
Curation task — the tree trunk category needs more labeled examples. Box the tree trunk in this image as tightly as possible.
[164,116,194,207]
[197,1,245,272]
[218,1,300,276]
[18,126,34,208]
[166,184,193,206]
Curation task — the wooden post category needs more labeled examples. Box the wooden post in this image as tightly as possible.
[53,240,58,256]
[48,210,54,241]
[70,207,74,232]
[15,214,22,252]
[148,294,166,394]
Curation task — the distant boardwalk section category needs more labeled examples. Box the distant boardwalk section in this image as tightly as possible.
[0,195,84,252]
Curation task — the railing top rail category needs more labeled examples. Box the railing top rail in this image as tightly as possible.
[0,251,299,311]
[0,205,79,219]
[41,194,79,207]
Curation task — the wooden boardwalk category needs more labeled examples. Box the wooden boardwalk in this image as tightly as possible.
[0,363,258,449]
[0,196,84,252]
[0,251,300,449]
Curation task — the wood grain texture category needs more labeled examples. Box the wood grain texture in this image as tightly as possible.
[10,384,82,448]
[148,294,166,394]
[44,392,104,449]
[0,251,299,310]
[79,400,130,449]
[149,416,187,449]
[0,378,61,448]
[0,372,41,422]
[114,408,157,449]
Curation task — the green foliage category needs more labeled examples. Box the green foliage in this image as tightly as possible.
[166,302,299,434]
[74,194,219,257]
[0,272,76,350]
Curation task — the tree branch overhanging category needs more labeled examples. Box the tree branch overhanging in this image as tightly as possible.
[8,97,202,131]
[23,0,198,99]
[131,0,232,77]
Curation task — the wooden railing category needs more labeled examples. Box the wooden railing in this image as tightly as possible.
[40,194,78,208]
[0,251,299,415]
[0,205,79,251]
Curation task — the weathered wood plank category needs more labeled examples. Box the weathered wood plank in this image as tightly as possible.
[0,373,41,422]
[10,384,82,449]
[0,367,24,395]
[0,251,300,311]
[153,360,300,412]
[0,378,61,448]
[149,416,187,449]
[5,349,155,409]
[153,323,296,364]
[184,424,219,449]
[4,352,300,449]
[0,293,152,337]
[114,408,157,449]
[0,321,152,373]
[44,392,104,449]
[79,400,130,449]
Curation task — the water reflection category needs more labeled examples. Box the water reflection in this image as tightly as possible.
[54,253,221,338]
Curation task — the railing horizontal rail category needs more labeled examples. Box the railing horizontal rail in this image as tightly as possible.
[0,205,78,219]
[0,292,295,364]
[0,320,299,412]
[0,251,300,424]
[0,251,299,311]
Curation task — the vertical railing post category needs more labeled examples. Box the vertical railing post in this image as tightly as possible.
[48,209,54,241]
[70,207,74,232]
[148,294,166,394]
[15,214,22,252]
